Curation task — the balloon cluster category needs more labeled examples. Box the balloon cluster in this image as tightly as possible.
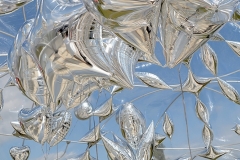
[11,106,71,146]
[0,0,240,159]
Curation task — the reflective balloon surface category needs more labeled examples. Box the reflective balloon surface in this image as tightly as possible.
[9,146,30,160]
[0,0,240,159]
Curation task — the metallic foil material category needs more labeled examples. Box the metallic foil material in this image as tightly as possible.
[202,125,213,148]
[163,113,174,139]
[11,121,33,140]
[93,97,113,117]
[174,70,211,94]
[226,40,240,56]
[199,146,228,159]
[79,125,100,143]
[195,99,209,124]
[9,146,30,160]
[18,105,52,144]
[74,101,93,120]
[217,78,240,104]
[2,0,240,159]
[135,72,171,89]
[48,110,72,146]
[0,0,32,15]
[201,44,218,75]
[159,0,238,67]
[116,103,146,149]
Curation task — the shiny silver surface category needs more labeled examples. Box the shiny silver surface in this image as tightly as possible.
[82,0,161,64]
[93,97,113,117]
[116,103,146,149]
[154,133,165,147]
[69,12,140,88]
[8,19,51,107]
[48,110,72,146]
[18,105,52,144]
[174,70,211,94]
[159,0,238,67]
[74,101,93,120]
[0,0,32,15]
[201,44,218,75]
[135,72,171,89]
[217,78,240,104]
[198,146,228,159]
[202,125,213,148]
[9,146,30,160]
[163,113,174,139]
[136,122,154,160]
[226,40,240,56]
[195,99,209,124]
[101,134,134,160]
[0,0,240,159]
[79,124,100,143]
[11,121,33,140]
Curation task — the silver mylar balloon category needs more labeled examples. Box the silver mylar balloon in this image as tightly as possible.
[93,97,113,117]
[82,0,157,32]
[25,0,85,46]
[200,44,218,75]
[79,124,100,144]
[111,85,124,95]
[8,19,51,107]
[217,78,240,104]
[232,124,240,135]
[0,0,31,15]
[99,106,116,122]
[135,72,171,89]
[195,99,209,124]
[11,121,32,140]
[136,122,154,160]
[163,113,174,139]
[63,80,101,109]
[226,40,240,56]
[198,146,228,159]
[9,146,30,160]
[112,134,135,159]
[116,103,146,149]
[210,33,224,41]
[174,70,211,94]
[82,0,161,60]
[11,121,27,135]
[154,133,166,147]
[48,111,72,146]
[19,0,110,107]
[36,30,110,104]
[101,134,134,160]
[18,105,52,144]
[74,101,93,120]
[202,125,213,148]
[68,12,140,88]
[232,3,240,21]
[49,100,62,113]
[159,0,238,67]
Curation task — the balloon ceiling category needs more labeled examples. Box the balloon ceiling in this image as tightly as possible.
[0,0,240,159]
